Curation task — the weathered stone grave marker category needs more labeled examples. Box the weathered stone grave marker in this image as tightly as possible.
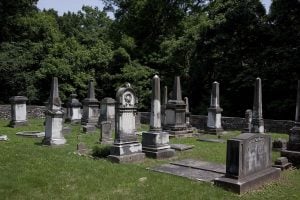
[81,80,99,133]
[9,96,28,127]
[100,121,113,145]
[281,80,300,165]
[108,83,145,163]
[99,97,115,130]
[142,75,175,159]
[65,94,82,124]
[214,133,280,194]
[164,76,189,137]
[251,78,264,133]
[206,81,223,135]
[43,77,66,145]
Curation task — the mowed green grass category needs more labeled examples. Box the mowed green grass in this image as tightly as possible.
[0,119,299,200]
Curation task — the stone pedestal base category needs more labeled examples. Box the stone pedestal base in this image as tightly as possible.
[281,149,300,166]
[142,131,175,159]
[143,148,175,159]
[205,127,224,135]
[9,121,27,128]
[168,130,191,138]
[42,137,66,146]
[108,142,145,163]
[214,167,280,194]
[108,153,145,163]
[100,140,114,145]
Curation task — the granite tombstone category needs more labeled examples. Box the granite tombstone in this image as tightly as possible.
[9,96,28,127]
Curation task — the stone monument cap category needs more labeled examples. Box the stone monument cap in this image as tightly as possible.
[9,96,28,103]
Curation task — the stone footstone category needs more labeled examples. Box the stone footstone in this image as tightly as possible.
[281,150,300,166]
[77,142,89,155]
[82,125,96,133]
[170,144,194,151]
[16,131,45,138]
[0,135,8,141]
[272,157,292,171]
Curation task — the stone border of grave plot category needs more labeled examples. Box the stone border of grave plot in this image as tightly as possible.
[16,131,45,138]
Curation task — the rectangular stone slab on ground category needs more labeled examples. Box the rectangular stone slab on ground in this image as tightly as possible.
[149,159,225,182]
[16,131,45,138]
[170,144,194,151]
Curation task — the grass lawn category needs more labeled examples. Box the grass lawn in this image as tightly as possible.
[0,119,299,200]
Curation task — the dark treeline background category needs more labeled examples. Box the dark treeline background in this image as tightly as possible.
[0,0,299,119]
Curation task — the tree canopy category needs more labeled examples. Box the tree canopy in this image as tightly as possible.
[0,0,299,119]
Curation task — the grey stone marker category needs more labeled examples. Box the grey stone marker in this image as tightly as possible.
[43,77,66,145]
[99,97,115,130]
[214,133,280,194]
[281,80,300,165]
[242,109,252,133]
[250,78,264,133]
[164,76,188,137]
[206,81,223,135]
[108,83,145,163]
[100,121,113,145]
[142,75,175,159]
[9,96,28,128]
[65,94,82,124]
[0,135,8,141]
[161,86,168,127]
[185,97,193,133]
[81,80,99,133]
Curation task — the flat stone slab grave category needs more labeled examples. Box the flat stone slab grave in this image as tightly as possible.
[170,144,194,151]
[197,138,226,143]
[149,159,225,182]
[16,131,45,138]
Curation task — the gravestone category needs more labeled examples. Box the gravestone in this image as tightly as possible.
[242,109,252,133]
[164,76,188,137]
[0,135,8,141]
[100,121,113,145]
[42,77,66,145]
[214,133,280,194]
[161,86,168,127]
[9,96,28,127]
[65,94,82,124]
[281,80,300,165]
[185,97,193,133]
[99,97,115,130]
[108,83,145,163]
[142,75,175,159]
[250,78,264,133]
[81,80,99,133]
[206,82,223,135]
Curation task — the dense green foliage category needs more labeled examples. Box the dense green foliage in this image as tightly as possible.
[0,0,299,119]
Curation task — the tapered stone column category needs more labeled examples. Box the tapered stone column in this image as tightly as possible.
[81,80,99,133]
[164,76,188,137]
[108,83,145,163]
[9,96,28,127]
[282,80,300,165]
[43,77,66,145]
[185,97,193,133]
[250,78,264,133]
[142,75,175,159]
[206,81,223,135]
[161,86,168,127]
